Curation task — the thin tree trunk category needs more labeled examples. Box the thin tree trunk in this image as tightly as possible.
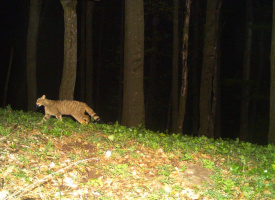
[250,30,265,140]
[177,0,191,133]
[26,0,41,111]
[199,0,221,138]
[86,1,95,107]
[80,1,86,102]
[3,47,14,107]
[171,0,179,133]
[59,0,77,100]
[240,0,253,141]
[118,0,124,122]
[191,0,200,134]
[215,35,222,138]
[95,0,106,111]
[146,0,158,127]
[269,0,275,144]
[122,0,145,127]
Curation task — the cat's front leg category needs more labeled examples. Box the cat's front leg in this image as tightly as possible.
[43,114,51,121]
[56,115,62,121]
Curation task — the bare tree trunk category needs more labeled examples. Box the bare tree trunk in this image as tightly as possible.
[59,0,77,100]
[80,1,86,102]
[26,0,41,111]
[250,30,265,140]
[191,0,200,134]
[240,0,253,141]
[122,0,145,127]
[269,0,275,144]
[177,0,191,133]
[118,0,124,122]
[146,0,158,127]
[199,0,221,138]
[3,47,14,107]
[215,35,222,138]
[95,0,106,111]
[171,0,179,133]
[86,1,95,107]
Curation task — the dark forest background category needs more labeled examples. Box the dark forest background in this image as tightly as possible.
[0,0,273,144]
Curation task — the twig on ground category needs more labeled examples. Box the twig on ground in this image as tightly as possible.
[5,157,98,200]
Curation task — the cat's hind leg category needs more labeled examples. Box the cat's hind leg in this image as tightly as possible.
[72,114,88,124]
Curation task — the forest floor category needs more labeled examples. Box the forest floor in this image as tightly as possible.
[0,107,274,199]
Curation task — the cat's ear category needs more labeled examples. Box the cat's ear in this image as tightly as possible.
[42,95,46,99]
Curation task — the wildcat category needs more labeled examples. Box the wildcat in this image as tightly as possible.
[36,95,101,124]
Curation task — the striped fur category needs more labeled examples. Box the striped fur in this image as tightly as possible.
[36,95,101,124]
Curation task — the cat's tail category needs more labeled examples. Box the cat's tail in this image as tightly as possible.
[85,105,102,123]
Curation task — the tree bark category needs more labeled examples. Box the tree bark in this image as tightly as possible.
[118,0,125,122]
[171,0,179,133]
[269,0,275,144]
[122,0,145,127]
[3,47,14,107]
[59,0,77,100]
[177,0,191,133]
[80,1,86,102]
[26,0,41,111]
[199,0,221,138]
[240,0,253,141]
[86,1,95,107]
[146,0,158,127]
[191,0,200,134]
[250,30,265,140]
[95,0,106,111]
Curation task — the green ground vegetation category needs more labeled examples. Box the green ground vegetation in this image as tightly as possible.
[0,106,274,199]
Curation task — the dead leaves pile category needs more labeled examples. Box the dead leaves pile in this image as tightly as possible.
[0,126,214,200]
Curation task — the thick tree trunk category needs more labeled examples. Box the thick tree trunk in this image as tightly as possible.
[269,0,275,144]
[86,1,95,107]
[177,0,191,133]
[199,0,221,138]
[171,0,179,133]
[122,0,145,127]
[26,0,41,111]
[59,0,77,100]
[240,0,253,141]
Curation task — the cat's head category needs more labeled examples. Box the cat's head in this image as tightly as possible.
[36,95,47,107]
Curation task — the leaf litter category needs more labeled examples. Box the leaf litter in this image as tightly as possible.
[0,126,215,200]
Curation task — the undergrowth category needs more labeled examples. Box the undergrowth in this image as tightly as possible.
[0,106,274,199]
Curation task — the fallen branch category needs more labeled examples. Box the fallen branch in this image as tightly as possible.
[5,157,98,200]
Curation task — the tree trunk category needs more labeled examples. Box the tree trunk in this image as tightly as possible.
[171,0,179,133]
[240,0,253,141]
[59,0,77,100]
[3,47,14,107]
[146,0,158,127]
[215,34,222,138]
[86,1,95,107]
[122,0,145,127]
[250,30,265,141]
[269,0,275,144]
[199,0,221,138]
[177,0,191,133]
[95,0,106,111]
[80,1,86,102]
[26,0,41,111]
[191,0,200,134]
[118,0,125,122]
